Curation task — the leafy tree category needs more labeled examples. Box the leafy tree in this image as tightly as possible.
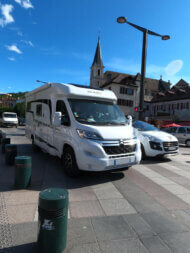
[0,107,14,116]
[14,102,26,117]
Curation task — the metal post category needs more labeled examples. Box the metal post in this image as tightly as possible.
[139,30,148,120]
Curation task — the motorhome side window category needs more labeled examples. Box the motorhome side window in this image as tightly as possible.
[56,100,70,126]
[36,104,42,117]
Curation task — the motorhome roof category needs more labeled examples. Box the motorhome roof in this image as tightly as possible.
[26,82,117,101]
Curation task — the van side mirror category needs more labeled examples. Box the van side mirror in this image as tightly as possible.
[53,112,62,126]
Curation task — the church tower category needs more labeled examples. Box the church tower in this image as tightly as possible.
[90,37,104,88]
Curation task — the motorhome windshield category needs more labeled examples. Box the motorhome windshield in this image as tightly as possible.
[3,113,17,118]
[69,99,127,125]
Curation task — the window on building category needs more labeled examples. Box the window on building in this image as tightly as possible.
[117,99,133,107]
[145,89,149,95]
[181,103,183,110]
[126,88,134,95]
[186,102,189,109]
[98,69,100,76]
[36,104,42,117]
[177,103,179,110]
[151,92,155,96]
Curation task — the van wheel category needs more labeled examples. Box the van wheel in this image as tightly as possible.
[62,147,80,177]
[186,140,190,147]
[141,144,146,160]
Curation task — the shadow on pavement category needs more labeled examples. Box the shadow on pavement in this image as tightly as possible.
[0,143,125,192]
[140,156,172,165]
[2,243,38,253]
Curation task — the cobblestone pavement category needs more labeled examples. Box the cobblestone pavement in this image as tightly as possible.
[1,127,190,252]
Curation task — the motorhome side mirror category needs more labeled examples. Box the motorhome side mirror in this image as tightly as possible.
[53,112,62,126]
[126,115,132,126]
[61,114,70,126]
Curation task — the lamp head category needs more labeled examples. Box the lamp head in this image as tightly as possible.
[162,35,170,40]
[117,16,127,24]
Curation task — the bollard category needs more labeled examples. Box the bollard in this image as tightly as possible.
[37,188,68,253]
[14,156,32,189]
[0,131,5,144]
[2,138,10,154]
[5,144,17,165]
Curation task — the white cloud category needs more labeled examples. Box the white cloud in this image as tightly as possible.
[14,0,33,9]
[164,60,183,76]
[0,4,14,27]
[21,40,34,47]
[8,57,15,61]
[106,57,185,85]
[8,87,12,89]
[6,44,22,54]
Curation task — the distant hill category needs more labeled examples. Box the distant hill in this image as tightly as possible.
[0,92,27,99]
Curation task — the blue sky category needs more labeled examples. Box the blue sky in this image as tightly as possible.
[0,0,190,93]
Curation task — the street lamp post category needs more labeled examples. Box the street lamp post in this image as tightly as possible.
[117,17,170,120]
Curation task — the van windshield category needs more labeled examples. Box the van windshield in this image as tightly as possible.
[68,99,127,125]
[3,113,17,118]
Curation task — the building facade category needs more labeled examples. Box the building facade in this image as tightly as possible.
[0,95,17,108]
[145,79,190,121]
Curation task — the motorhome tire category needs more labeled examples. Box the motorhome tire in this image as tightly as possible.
[62,147,80,177]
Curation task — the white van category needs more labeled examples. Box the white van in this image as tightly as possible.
[25,83,141,176]
[0,112,18,127]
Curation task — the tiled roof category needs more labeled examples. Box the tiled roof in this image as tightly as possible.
[151,86,190,102]
[102,71,170,92]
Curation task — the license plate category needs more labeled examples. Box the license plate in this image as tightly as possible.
[168,146,176,151]
[114,157,134,167]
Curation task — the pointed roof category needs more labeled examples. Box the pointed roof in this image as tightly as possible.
[92,37,103,66]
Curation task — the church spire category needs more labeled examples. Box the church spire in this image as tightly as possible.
[92,36,103,66]
[90,37,104,88]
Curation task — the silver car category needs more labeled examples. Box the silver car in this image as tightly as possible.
[164,126,190,147]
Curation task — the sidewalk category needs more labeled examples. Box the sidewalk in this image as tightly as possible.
[1,127,190,252]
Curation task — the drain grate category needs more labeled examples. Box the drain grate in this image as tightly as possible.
[0,193,14,252]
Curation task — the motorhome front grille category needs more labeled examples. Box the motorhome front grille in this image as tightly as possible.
[103,144,136,155]
[163,141,178,151]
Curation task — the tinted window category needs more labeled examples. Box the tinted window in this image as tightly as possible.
[178,127,186,134]
[186,128,190,134]
[170,127,178,133]
[36,104,42,116]
[56,100,70,125]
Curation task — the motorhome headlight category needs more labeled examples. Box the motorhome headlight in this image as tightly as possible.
[77,129,102,140]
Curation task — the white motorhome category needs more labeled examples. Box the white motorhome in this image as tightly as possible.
[0,112,18,127]
[25,83,141,176]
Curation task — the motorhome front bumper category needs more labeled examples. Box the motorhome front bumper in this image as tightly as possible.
[75,138,141,171]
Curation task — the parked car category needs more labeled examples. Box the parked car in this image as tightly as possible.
[163,126,190,147]
[133,121,179,159]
